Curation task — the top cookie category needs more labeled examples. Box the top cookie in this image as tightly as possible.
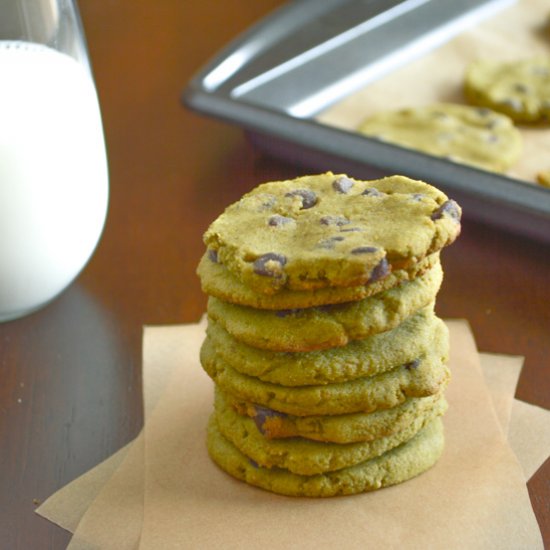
[465,57,550,123]
[202,173,461,294]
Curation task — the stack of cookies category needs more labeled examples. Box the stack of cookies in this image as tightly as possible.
[197,172,461,497]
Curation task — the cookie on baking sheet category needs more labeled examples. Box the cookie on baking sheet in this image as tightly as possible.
[200,343,450,417]
[214,391,445,475]
[207,416,445,497]
[224,390,448,444]
[465,57,550,123]
[202,173,460,295]
[358,102,522,173]
[204,307,448,386]
[197,250,440,310]
[206,262,443,352]
[536,170,550,187]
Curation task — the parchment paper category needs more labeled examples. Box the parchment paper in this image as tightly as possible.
[509,398,550,481]
[476,352,550,481]
[36,323,207,550]
[478,353,524,435]
[37,321,547,549]
[317,0,550,184]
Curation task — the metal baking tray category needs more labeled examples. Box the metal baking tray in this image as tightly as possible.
[182,0,550,243]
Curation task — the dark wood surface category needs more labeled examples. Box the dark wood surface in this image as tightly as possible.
[1,1,549,548]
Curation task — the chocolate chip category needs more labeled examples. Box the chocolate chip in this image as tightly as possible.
[315,303,336,313]
[207,249,218,263]
[285,189,317,209]
[513,83,529,94]
[263,197,276,207]
[431,200,461,222]
[351,246,378,255]
[404,358,421,370]
[475,107,492,117]
[320,215,350,226]
[340,227,364,233]
[268,214,293,227]
[361,187,383,197]
[332,176,354,193]
[317,236,345,249]
[255,193,277,210]
[410,193,426,202]
[253,406,287,436]
[500,98,522,111]
[253,253,287,277]
[275,308,299,318]
[368,257,390,283]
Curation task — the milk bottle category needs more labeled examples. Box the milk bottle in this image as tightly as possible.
[0,41,109,321]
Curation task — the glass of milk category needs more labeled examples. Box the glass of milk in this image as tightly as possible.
[0,0,109,321]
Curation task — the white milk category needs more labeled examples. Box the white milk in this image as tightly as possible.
[0,41,108,321]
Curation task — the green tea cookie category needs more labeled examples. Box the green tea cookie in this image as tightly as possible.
[358,103,521,172]
[197,250,439,310]
[536,170,550,188]
[225,390,448,443]
[214,391,445,475]
[203,173,460,294]
[207,416,445,497]
[204,307,448,386]
[206,262,443,352]
[465,57,550,123]
[200,345,450,416]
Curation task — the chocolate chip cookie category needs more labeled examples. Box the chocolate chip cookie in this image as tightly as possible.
[536,170,550,187]
[204,307,447,386]
[214,391,445,475]
[465,57,550,123]
[201,343,449,417]
[206,262,443,352]
[207,416,445,497]
[202,173,460,295]
[358,103,522,172]
[197,250,439,310]
[220,386,448,443]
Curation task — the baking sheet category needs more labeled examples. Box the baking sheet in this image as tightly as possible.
[183,0,550,241]
[317,0,550,185]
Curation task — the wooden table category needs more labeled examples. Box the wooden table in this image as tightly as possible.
[2,2,549,548]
